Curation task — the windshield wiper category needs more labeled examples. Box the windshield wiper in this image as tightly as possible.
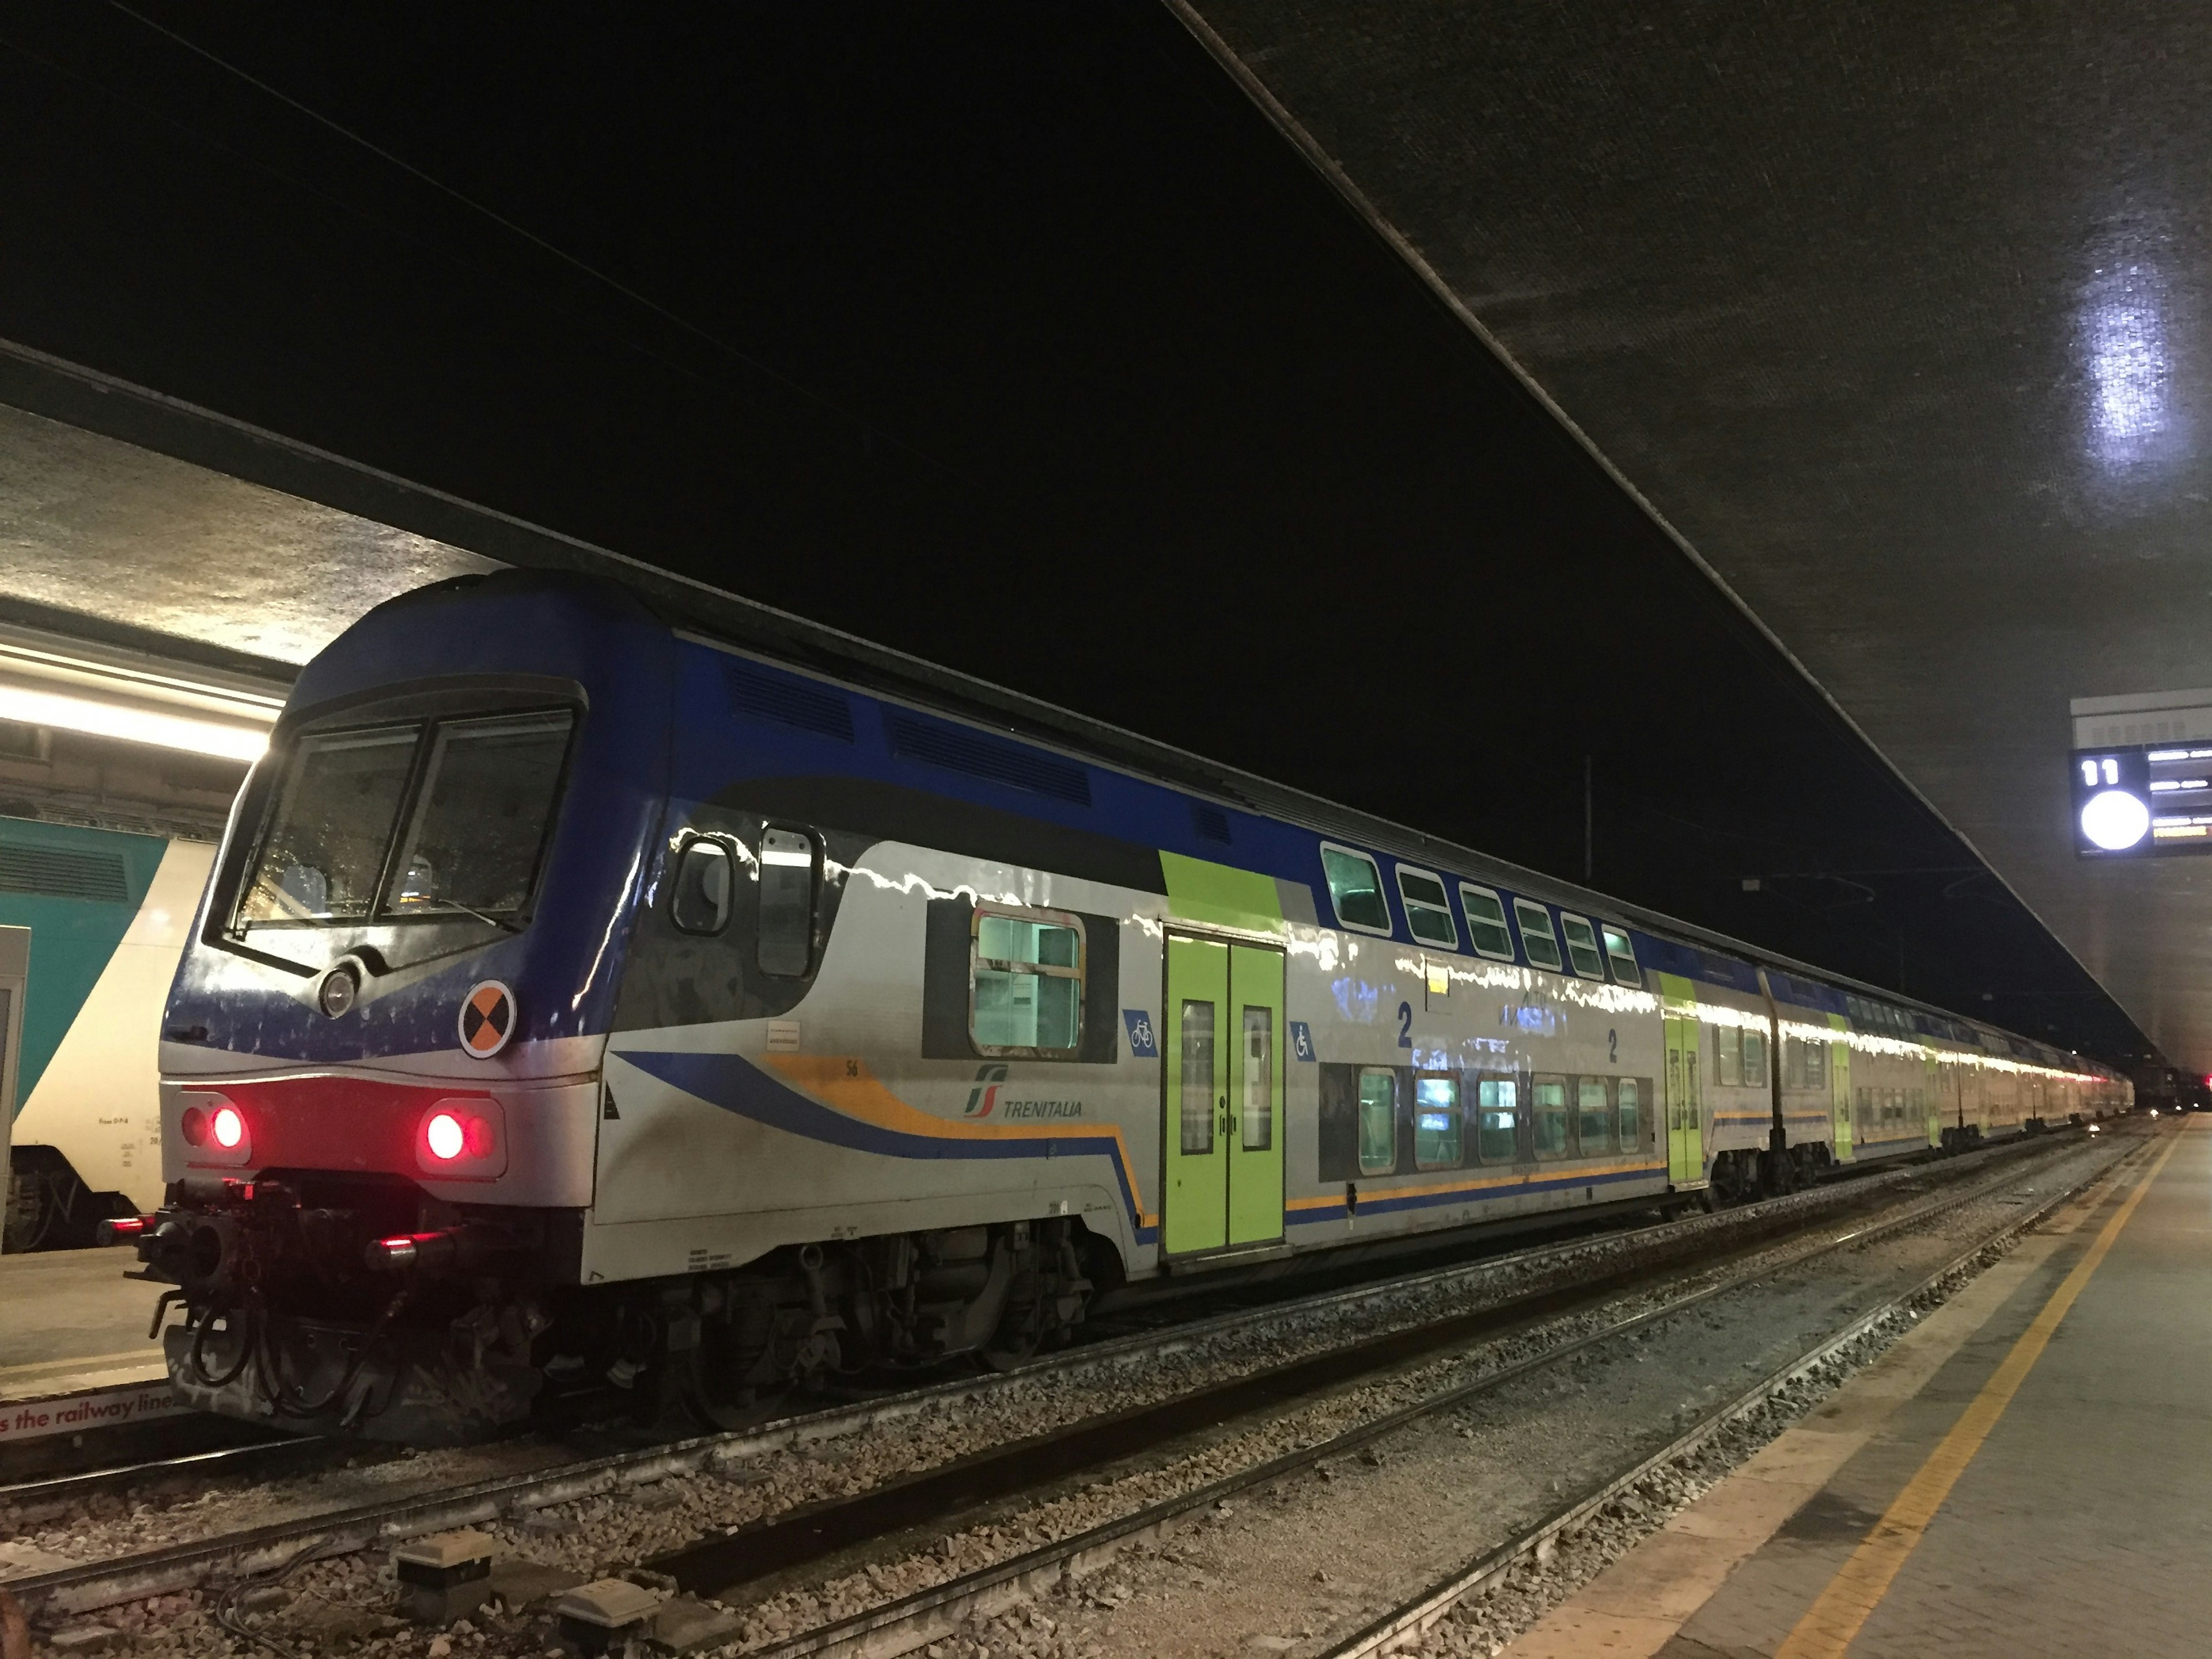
[432,900,523,934]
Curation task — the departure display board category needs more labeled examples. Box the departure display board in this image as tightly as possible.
[2071,742,2212,857]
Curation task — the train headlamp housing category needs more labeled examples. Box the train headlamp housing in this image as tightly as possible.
[179,1092,252,1167]
[414,1096,506,1179]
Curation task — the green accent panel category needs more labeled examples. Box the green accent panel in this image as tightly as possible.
[1827,1010,1853,1160]
[1160,852,1283,932]
[0,817,167,1114]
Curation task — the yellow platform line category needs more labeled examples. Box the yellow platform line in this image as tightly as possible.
[1774,1124,2187,1659]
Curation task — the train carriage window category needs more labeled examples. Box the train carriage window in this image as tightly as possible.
[1805,1038,1827,1089]
[1715,1028,1741,1088]
[971,905,1084,1056]
[1532,1074,1570,1158]
[1414,1075,1463,1169]
[670,838,734,934]
[1783,1038,1803,1089]
[237,722,422,925]
[1396,868,1459,948]
[1513,900,1565,972]
[1618,1077,1645,1150]
[1476,1076,1519,1162]
[1559,915,1607,980]
[1576,1078,1613,1153]
[757,827,819,976]
[1460,885,1516,961]
[1743,1029,1767,1087]
[1321,844,1393,935]
[1357,1068,1398,1175]
[1600,925,1642,986]
[389,710,575,922]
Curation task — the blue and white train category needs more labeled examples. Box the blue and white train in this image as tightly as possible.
[127,573,2129,1441]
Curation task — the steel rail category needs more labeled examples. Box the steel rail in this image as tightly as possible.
[701,1135,2139,1659]
[0,1128,2086,1624]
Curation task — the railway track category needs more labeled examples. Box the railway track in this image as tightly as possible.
[0,1127,2116,1646]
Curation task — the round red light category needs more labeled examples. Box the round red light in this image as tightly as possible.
[425,1111,466,1161]
[210,1105,245,1150]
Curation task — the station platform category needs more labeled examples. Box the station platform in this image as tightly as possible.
[1511,1118,2208,1658]
[0,1244,166,1404]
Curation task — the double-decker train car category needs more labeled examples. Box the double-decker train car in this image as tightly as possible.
[125,573,2129,1442]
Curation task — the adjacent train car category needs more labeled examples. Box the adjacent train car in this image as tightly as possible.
[0,816,209,1248]
[124,573,2129,1441]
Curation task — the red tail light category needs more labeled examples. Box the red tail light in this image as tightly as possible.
[211,1105,246,1149]
[425,1111,467,1161]
[180,1091,252,1166]
[415,1097,505,1179]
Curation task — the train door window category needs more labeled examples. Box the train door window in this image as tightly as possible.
[756,827,820,976]
[1559,915,1607,980]
[1357,1068,1397,1175]
[1715,1029,1741,1088]
[1476,1076,1519,1162]
[1321,844,1393,935]
[1514,901,1565,972]
[971,905,1085,1056]
[1856,1086,1869,1124]
[1396,868,1459,948]
[1576,1078,1613,1153]
[1180,1002,1215,1153]
[1600,925,1642,986]
[1414,1075,1462,1169]
[1804,1039,1827,1089]
[1241,1006,1274,1150]
[670,837,733,934]
[1460,885,1516,960]
[1532,1074,1570,1158]
[1743,1029,1767,1087]
[1618,1077,1645,1150]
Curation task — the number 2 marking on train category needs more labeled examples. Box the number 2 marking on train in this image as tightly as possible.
[1609,1028,1618,1064]
[1397,1002,1413,1048]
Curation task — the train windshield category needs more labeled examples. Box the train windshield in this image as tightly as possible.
[236,709,575,929]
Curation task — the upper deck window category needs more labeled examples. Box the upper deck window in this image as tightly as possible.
[1396,867,1459,948]
[1514,900,1565,972]
[235,707,575,931]
[1320,844,1392,935]
[1559,914,1606,980]
[1459,885,1515,960]
[1600,925,1642,986]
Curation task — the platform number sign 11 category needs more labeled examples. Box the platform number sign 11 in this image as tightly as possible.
[2071,744,2212,858]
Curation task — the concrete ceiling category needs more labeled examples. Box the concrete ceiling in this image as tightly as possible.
[1171,0,2212,1071]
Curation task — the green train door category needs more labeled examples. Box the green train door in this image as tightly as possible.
[1162,935,1285,1255]
[1925,1053,1942,1147]
[1662,1022,1703,1187]
[1828,1013,1853,1160]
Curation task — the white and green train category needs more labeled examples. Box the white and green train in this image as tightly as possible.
[1,816,210,1248]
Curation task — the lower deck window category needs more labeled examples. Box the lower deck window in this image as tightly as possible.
[1476,1077,1518,1162]
[1414,1075,1461,1168]
[1617,1077,1643,1150]
[1532,1074,1570,1158]
[1577,1078,1613,1153]
[1358,1068,1397,1175]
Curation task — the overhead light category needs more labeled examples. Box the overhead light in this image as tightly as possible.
[2080,788,2152,851]
[0,681,268,760]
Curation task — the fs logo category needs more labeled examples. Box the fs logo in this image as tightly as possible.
[964,1064,1010,1118]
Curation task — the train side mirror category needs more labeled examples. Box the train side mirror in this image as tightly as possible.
[671,838,733,935]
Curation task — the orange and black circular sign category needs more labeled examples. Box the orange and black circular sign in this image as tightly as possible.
[459,980,517,1059]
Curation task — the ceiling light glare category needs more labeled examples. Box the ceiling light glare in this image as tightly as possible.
[2081,788,2152,851]
[0,683,268,760]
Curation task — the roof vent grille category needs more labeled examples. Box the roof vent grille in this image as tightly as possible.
[885,713,1091,806]
[724,661,855,743]
[0,843,129,903]
[1191,803,1232,844]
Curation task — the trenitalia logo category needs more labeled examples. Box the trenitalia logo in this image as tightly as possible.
[964,1065,1009,1117]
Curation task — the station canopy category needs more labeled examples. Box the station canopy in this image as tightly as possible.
[1170,0,2212,1074]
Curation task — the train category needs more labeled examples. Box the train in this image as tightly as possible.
[118,571,2129,1443]
[1,817,209,1249]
